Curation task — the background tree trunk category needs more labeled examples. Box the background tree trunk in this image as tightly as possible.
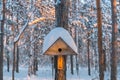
[12,42,16,80]
[87,32,91,76]
[103,49,106,71]
[111,0,117,80]
[75,27,79,75]
[7,52,10,72]
[16,43,19,73]
[0,0,5,80]
[70,56,74,74]
[16,12,19,73]
[96,0,104,80]
[54,56,58,80]
[28,28,36,76]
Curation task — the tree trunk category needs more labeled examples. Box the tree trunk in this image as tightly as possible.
[12,42,16,80]
[0,0,5,80]
[54,56,58,80]
[96,0,104,80]
[70,56,74,74]
[33,47,36,75]
[28,28,37,75]
[57,56,66,80]
[16,11,19,73]
[87,33,91,76]
[6,30,10,72]
[75,27,79,75]
[51,57,54,76]
[55,0,69,28]
[111,0,117,80]
[6,46,10,72]
[54,0,70,80]
[95,42,98,71]
[16,43,19,73]
[103,49,106,71]
[35,57,38,71]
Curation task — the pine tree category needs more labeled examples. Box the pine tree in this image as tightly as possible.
[96,0,104,80]
[0,0,5,80]
[111,0,117,80]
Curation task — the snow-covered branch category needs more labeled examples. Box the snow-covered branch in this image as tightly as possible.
[14,20,29,42]
[28,17,55,26]
[14,17,55,43]
[28,17,46,26]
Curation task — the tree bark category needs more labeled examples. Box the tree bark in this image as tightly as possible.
[16,43,19,73]
[54,0,70,80]
[55,0,69,28]
[12,42,16,80]
[28,28,36,76]
[33,45,36,75]
[70,56,74,74]
[0,0,5,80]
[7,53,10,72]
[16,11,19,73]
[96,0,104,80]
[54,56,57,80]
[103,49,106,71]
[111,0,117,80]
[75,27,79,75]
[57,56,66,80]
[87,33,91,76]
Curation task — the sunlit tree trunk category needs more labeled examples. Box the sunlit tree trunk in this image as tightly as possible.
[111,0,117,80]
[0,0,5,80]
[96,0,104,80]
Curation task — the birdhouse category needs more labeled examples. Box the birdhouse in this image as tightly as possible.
[43,27,77,55]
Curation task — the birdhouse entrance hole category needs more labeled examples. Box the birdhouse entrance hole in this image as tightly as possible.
[58,48,62,52]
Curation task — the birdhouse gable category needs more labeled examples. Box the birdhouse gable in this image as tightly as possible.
[44,37,77,55]
[43,27,78,55]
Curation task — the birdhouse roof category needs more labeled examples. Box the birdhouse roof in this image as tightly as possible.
[43,27,77,55]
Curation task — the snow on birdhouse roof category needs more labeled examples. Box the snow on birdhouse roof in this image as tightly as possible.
[43,27,78,55]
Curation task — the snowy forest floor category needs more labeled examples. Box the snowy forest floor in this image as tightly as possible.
[3,66,120,80]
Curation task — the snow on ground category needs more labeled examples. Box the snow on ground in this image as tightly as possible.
[4,66,120,80]
[4,66,93,80]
